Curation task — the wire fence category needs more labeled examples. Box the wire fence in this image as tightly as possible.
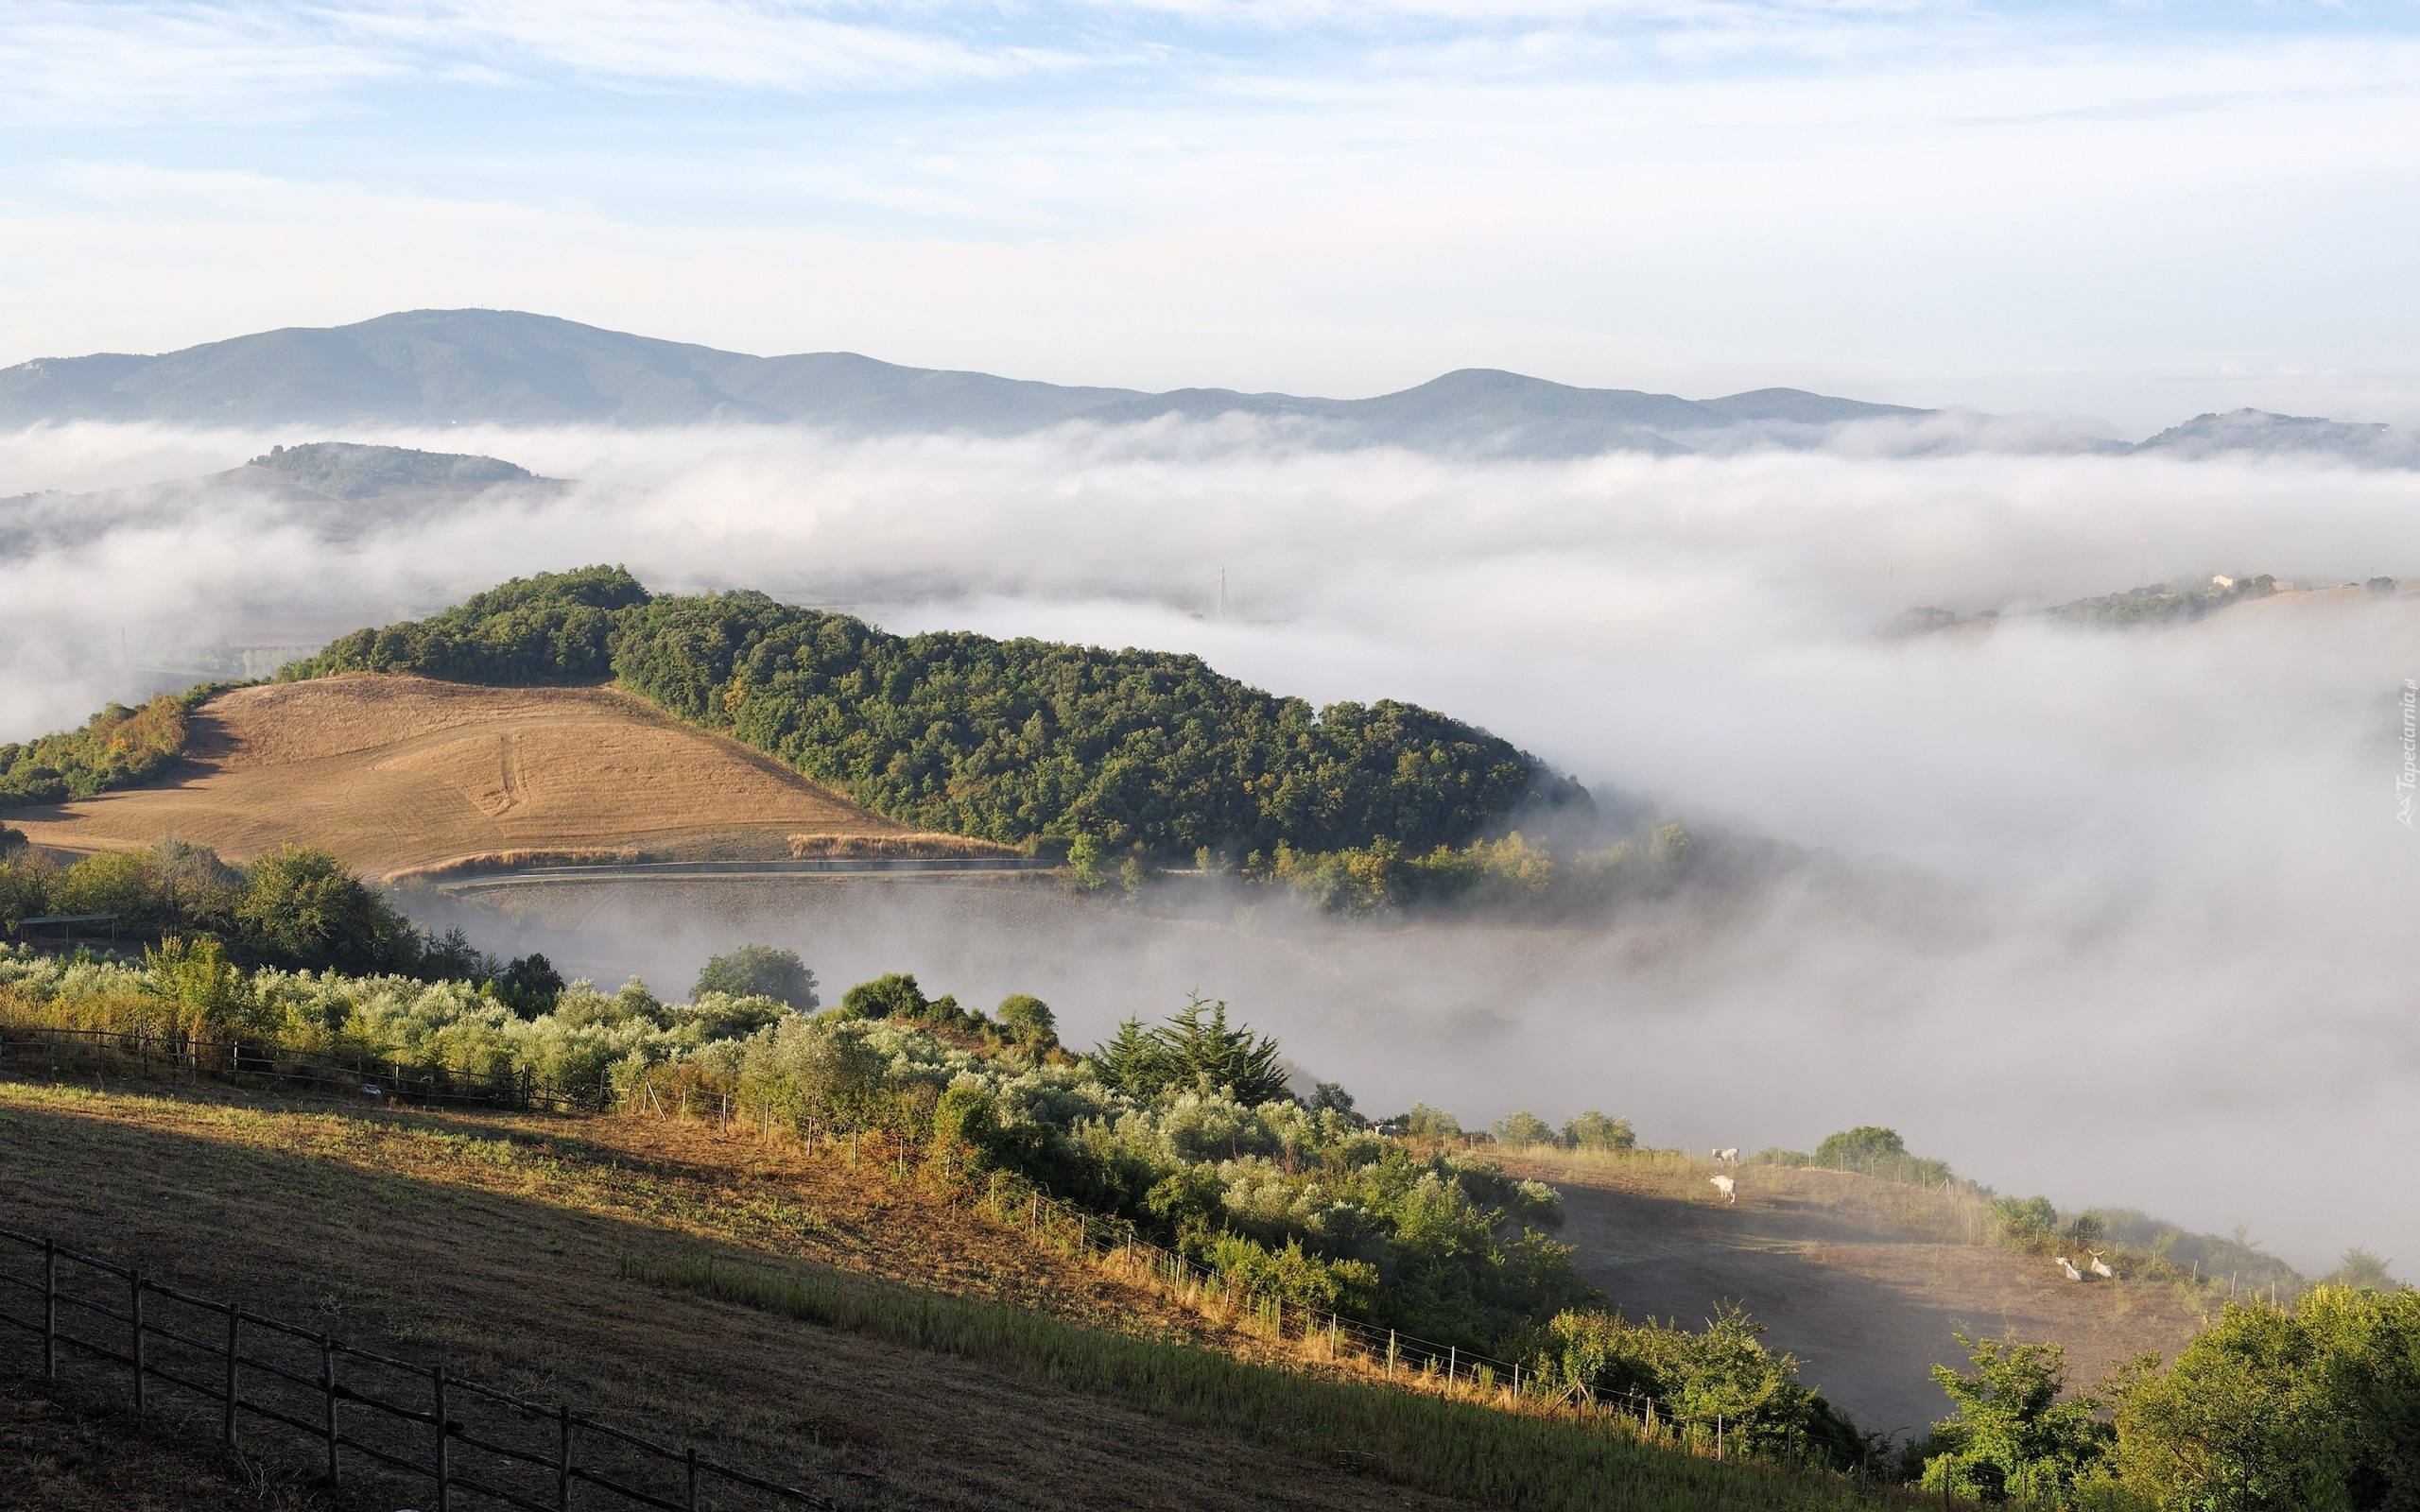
[0,1226,835,1512]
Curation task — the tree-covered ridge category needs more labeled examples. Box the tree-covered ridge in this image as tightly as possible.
[281,567,1585,855]
[0,693,195,812]
[279,565,647,685]
[612,590,1582,854]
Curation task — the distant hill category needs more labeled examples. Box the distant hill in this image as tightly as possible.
[0,308,1927,458]
[249,440,539,500]
[2131,407,2420,465]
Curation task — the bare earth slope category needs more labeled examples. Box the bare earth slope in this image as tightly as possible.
[1502,1152,2204,1435]
[9,675,901,877]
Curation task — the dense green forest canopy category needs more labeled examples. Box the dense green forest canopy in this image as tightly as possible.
[281,566,1587,855]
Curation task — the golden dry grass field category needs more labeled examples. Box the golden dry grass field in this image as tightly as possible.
[9,675,906,878]
[1497,1148,2208,1435]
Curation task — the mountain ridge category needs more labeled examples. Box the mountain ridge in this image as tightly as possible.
[0,308,1924,458]
[6,309,2411,464]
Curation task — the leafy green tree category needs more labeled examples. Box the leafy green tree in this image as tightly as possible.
[2110,1288,2420,1511]
[1399,1103,1464,1141]
[0,853,50,931]
[1493,1110,1559,1147]
[1811,1125,1954,1185]
[1307,1080,1357,1119]
[993,993,1058,1051]
[693,944,818,1009]
[1065,834,1107,892]
[233,846,413,972]
[1563,1110,1635,1151]
[493,953,565,1018]
[1536,1304,1866,1469]
[1910,1335,2113,1505]
[838,972,930,1022]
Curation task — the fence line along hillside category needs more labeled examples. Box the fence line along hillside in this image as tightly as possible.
[0,1226,832,1512]
[4,1021,1945,1502]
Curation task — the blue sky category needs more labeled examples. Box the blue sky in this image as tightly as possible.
[6,1,2420,427]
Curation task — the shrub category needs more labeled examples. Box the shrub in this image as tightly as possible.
[1533,1304,1866,1469]
[1563,1110,1635,1151]
[1493,1110,1560,1148]
[1398,1103,1464,1142]
[693,944,818,1010]
[1809,1125,1954,1185]
[838,971,929,1022]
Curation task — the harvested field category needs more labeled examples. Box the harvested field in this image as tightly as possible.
[1500,1149,2207,1435]
[8,675,904,878]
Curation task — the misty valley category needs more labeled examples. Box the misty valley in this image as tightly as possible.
[5,346,2418,1512]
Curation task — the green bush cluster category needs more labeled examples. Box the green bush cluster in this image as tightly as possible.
[1249,824,1698,916]
[0,840,506,981]
[276,568,1584,858]
[1,693,198,812]
[1751,1125,1954,1187]
[1904,1291,2420,1510]
[1489,1108,1637,1151]
[1530,1304,1870,1471]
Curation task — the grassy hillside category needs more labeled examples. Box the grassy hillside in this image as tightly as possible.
[277,566,1585,856]
[0,1074,1920,1512]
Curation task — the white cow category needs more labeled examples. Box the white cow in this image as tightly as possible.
[2088,1252,2116,1280]
[1708,1175,1737,1204]
[2055,1256,2084,1281]
[1711,1147,1740,1164]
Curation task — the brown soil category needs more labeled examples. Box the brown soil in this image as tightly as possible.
[9,675,902,878]
[1501,1151,2207,1436]
[0,1077,1474,1512]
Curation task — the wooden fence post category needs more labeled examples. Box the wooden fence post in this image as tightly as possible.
[130,1271,146,1415]
[222,1302,241,1444]
[556,1401,572,1509]
[320,1336,340,1484]
[41,1238,55,1379]
[434,1364,450,1512]
[686,1446,700,1512]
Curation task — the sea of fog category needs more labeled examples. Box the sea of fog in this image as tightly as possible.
[5,417,2418,1274]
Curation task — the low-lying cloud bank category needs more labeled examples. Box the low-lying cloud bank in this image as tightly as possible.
[5,418,2417,1271]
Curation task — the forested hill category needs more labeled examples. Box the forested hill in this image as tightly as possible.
[278,567,1586,855]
